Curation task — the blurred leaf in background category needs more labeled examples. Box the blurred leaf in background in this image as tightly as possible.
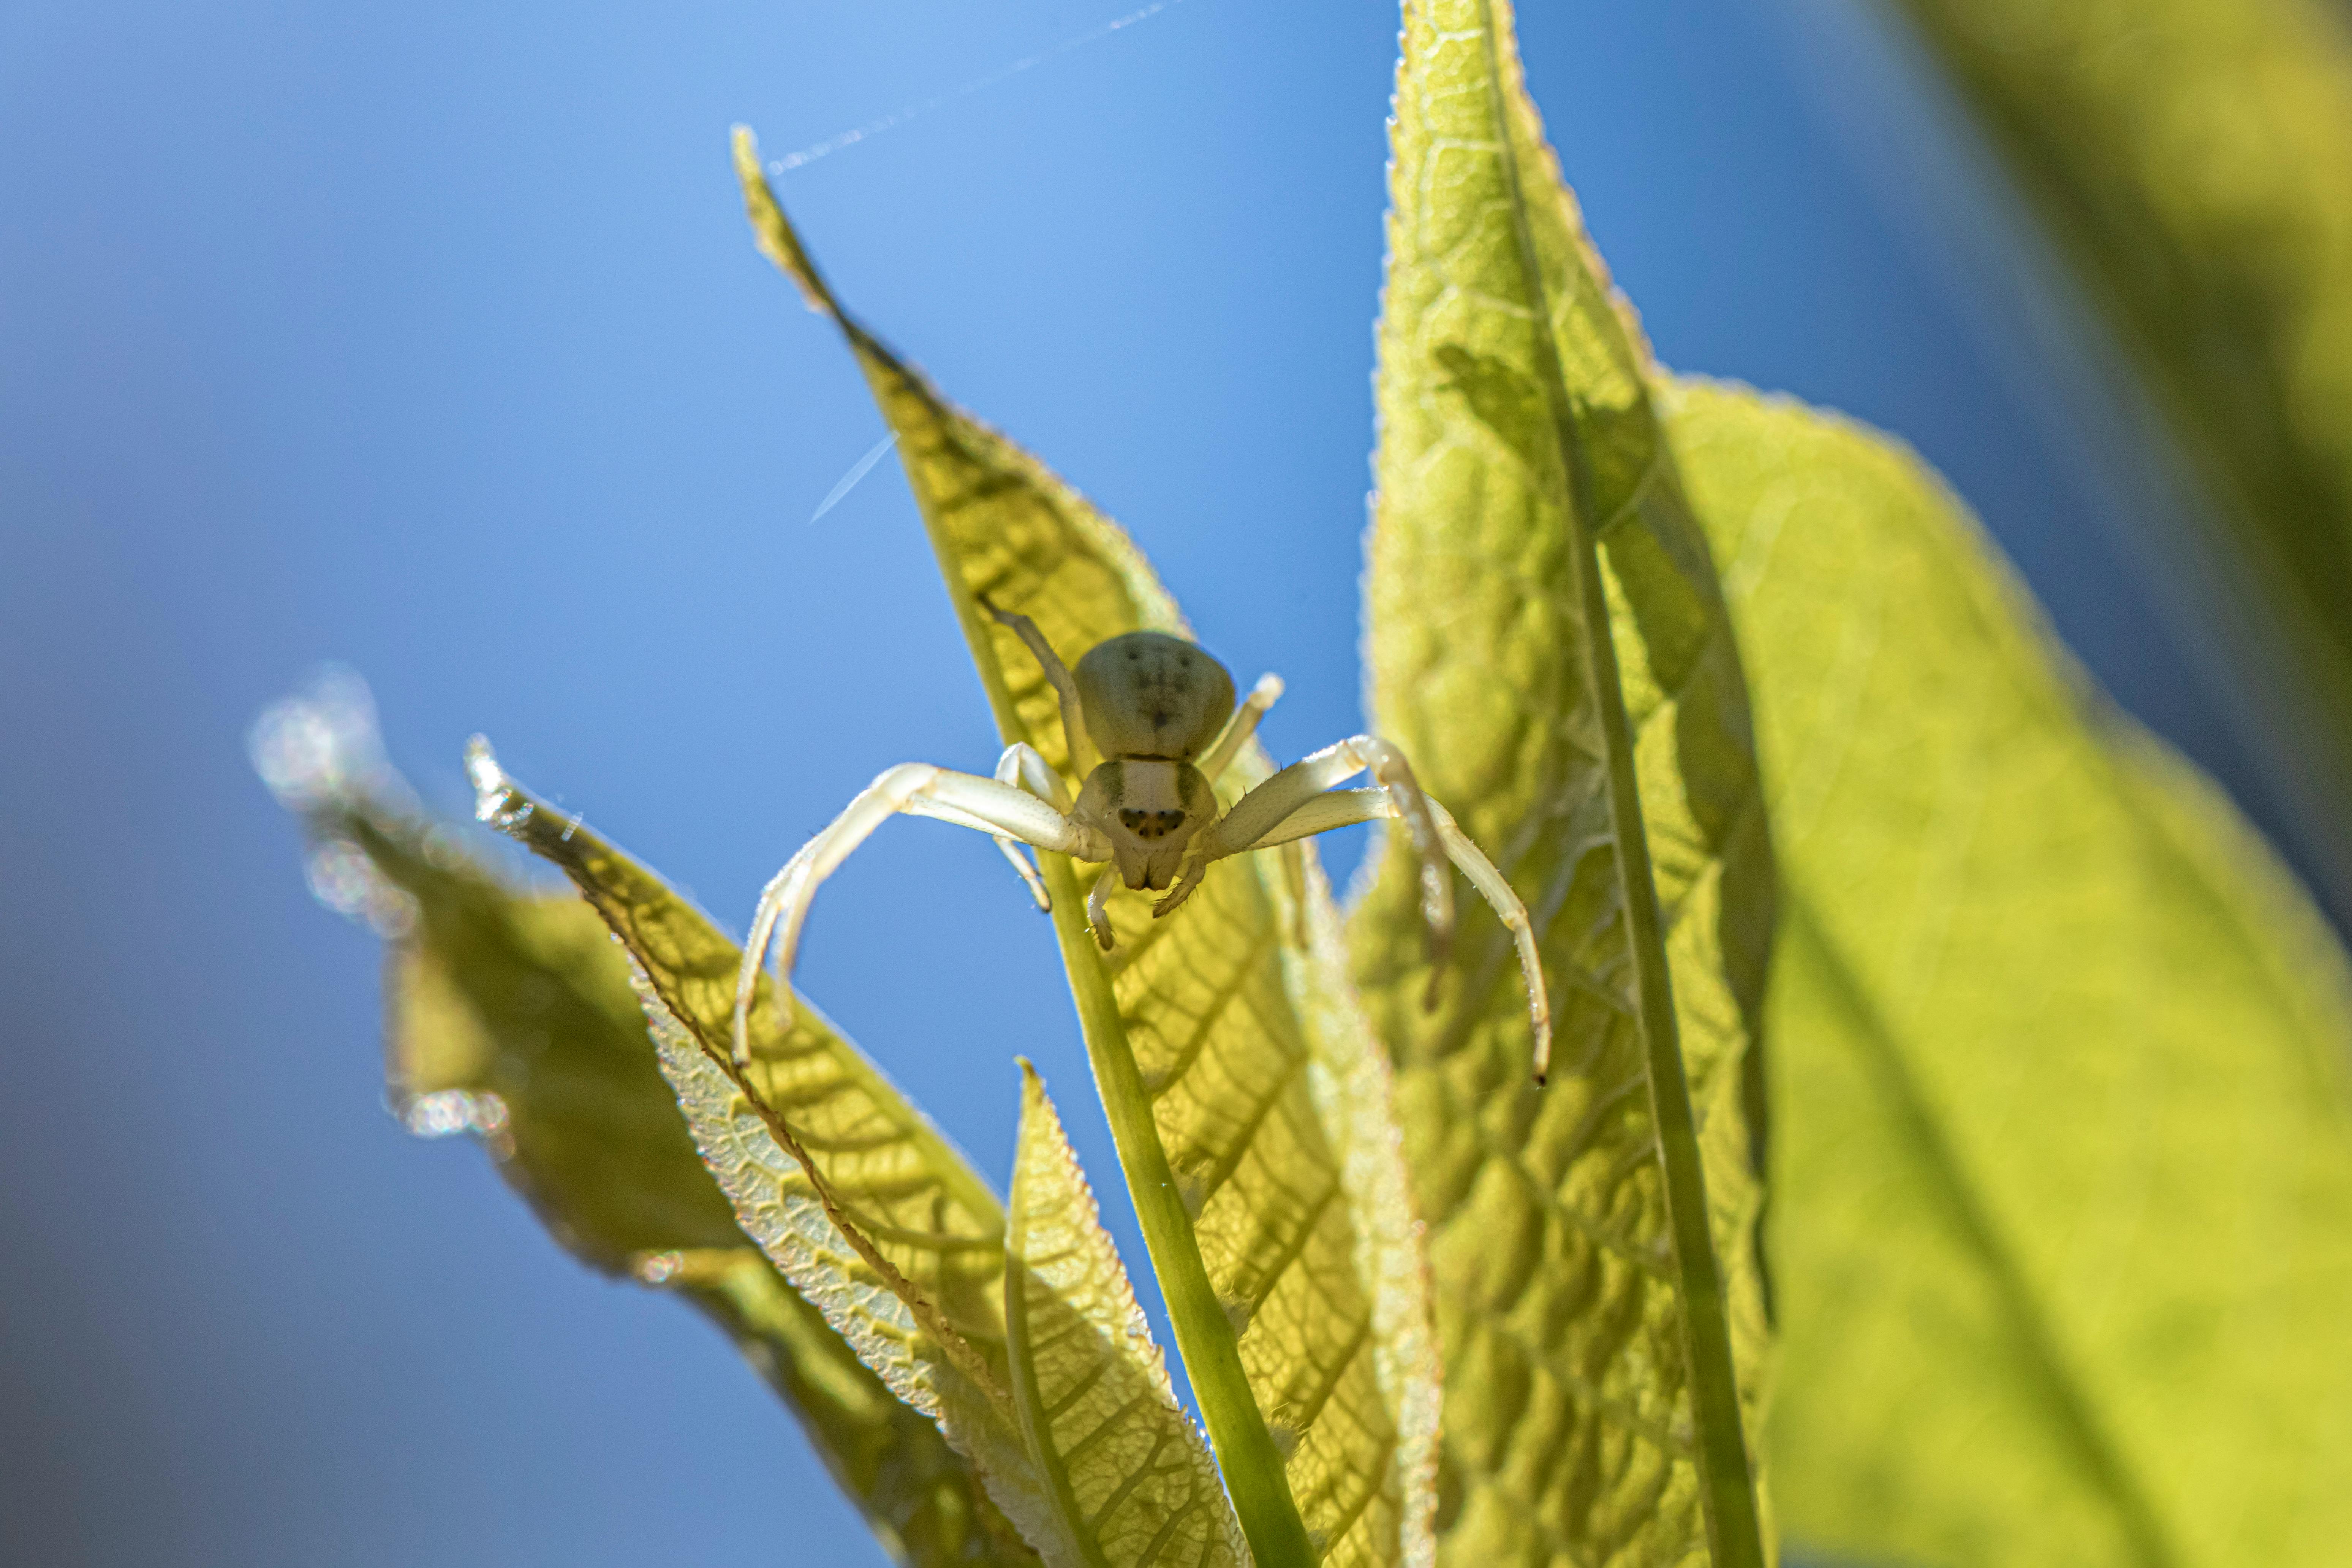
[251,673,1038,1568]
[1871,0,2352,920]
[1670,381,2352,1568]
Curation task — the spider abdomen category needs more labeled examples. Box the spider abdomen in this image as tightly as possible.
[1074,631,1236,763]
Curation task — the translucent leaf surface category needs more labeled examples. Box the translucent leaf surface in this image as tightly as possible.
[735,132,1438,1568]
[1351,4,1773,1565]
[1883,0,2352,909]
[466,746,1082,1560]
[250,677,1034,1567]
[1006,1063,1245,1568]
[1669,379,2352,1568]
[645,1001,1072,1561]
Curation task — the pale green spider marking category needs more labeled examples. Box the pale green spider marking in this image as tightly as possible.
[733,602,1556,1082]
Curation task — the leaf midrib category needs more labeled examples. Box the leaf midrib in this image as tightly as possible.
[1040,853,1319,1568]
[1005,1170,1118,1568]
[1466,1,1767,1560]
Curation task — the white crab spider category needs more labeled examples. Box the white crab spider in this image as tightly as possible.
[732,601,1555,1083]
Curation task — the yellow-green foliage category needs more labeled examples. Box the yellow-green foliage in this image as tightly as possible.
[1353,3,1773,1564]
[730,131,1441,1568]
[1886,0,2352,907]
[280,775,1036,1567]
[263,3,2352,1566]
[1672,381,2352,1567]
[1006,1064,1244,1568]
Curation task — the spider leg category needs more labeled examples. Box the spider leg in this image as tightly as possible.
[733,764,1107,1066]
[932,741,1073,913]
[993,739,1073,812]
[1197,786,1555,1085]
[977,597,1096,775]
[1086,863,1122,950]
[1164,735,1455,959]
[916,797,1049,912]
[1234,787,1389,850]
[1197,673,1284,783]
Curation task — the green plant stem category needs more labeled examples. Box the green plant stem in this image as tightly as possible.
[1561,468,1767,1557]
[1566,510,1768,1568]
[1037,854,1316,1568]
[1469,5,1767,1562]
[1555,356,1770,1562]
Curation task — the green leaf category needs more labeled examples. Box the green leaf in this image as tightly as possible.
[250,677,1036,1567]
[734,131,1439,1568]
[1351,3,1773,1565]
[1882,0,2352,910]
[1005,1061,1245,1568]
[465,745,1076,1559]
[1667,379,2352,1568]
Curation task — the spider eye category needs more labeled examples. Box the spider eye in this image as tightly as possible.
[1119,808,1186,841]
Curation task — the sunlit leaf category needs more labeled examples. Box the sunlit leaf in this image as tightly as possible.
[735,131,1439,1568]
[1669,379,2352,1568]
[465,744,1081,1560]
[1883,0,2352,911]
[250,675,1036,1567]
[645,998,1077,1562]
[1006,1062,1245,1568]
[1351,3,1774,1565]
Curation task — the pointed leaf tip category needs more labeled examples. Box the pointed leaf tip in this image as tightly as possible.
[732,125,834,316]
[463,735,506,816]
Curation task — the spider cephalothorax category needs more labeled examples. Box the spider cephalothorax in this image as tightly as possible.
[1069,631,1231,891]
[733,602,1556,1081]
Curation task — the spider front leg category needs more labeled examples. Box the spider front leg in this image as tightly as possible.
[1178,782,1555,1085]
[963,742,1074,911]
[1197,672,1283,782]
[1159,735,1455,954]
[892,749,1061,913]
[977,597,1096,776]
[732,763,1108,1067]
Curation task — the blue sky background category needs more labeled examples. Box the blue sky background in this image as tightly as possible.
[0,1,2288,1563]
